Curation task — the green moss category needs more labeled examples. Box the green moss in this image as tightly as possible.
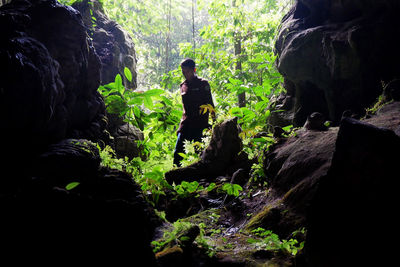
[244,203,280,232]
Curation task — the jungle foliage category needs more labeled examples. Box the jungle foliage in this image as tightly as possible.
[90,0,291,203]
[58,0,294,205]
[59,0,299,258]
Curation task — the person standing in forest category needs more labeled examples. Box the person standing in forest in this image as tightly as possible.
[173,58,215,167]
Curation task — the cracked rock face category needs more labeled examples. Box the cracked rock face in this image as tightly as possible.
[274,0,400,127]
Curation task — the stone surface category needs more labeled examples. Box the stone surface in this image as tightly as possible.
[306,117,400,267]
[247,101,400,250]
[0,0,107,155]
[1,138,160,265]
[0,1,158,264]
[72,0,137,89]
[273,0,400,127]
[71,0,142,159]
[165,118,252,185]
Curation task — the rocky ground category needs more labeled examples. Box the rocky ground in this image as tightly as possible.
[153,101,400,267]
[2,0,400,266]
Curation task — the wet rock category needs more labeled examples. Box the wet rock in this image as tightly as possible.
[264,128,337,199]
[114,123,144,160]
[164,192,202,222]
[252,102,400,242]
[231,168,248,187]
[306,117,400,267]
[363,101,400,131]
[303,112,328,131]
[383,79,400,101]
[0,0,11,7]
[33,139,101,181]
[165,118,252,185]
[177,225,200,248]
[156,246,184,267]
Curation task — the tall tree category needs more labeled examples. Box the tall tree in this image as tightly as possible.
[232,0,245,107]
[192,0,197,56]
[99,0,210,90]
[165,0,172,73]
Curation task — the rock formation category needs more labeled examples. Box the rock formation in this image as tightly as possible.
[273,0,400,127]
[72,0,137,89]
[245,101,400,266]
[72,0,143,160]
[306,103,400,267]
[165,118,253,185]
[0,0,157,264]
[0,0,107,154]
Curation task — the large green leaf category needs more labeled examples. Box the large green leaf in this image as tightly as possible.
[124,67,133,82]
[143,89,164,97]
[115,74,123,94]
[144,95,153,109]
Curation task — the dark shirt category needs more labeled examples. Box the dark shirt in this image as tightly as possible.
[178,75,214,134]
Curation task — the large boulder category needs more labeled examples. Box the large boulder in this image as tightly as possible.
[165,118,252,185]
[2,139,159,265]
[246,102,400,245]
[306,115,400,267]
[273,0,400,127]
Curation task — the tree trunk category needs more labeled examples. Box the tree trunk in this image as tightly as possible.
[232,0,245,107]
[165,0,172,73]
[192,0,196,56]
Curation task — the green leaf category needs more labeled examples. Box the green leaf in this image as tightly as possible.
[179,236,190,242]
[229,107,243,117]
[115,74,123,94]
[207,183,217,192]
[143,89,164,97]
[133,105,141,118]
[252,137,268,144]
[233,184,243,192]
[104,95,126,114]
[66,182,80,191]
[254,100,269,112]
[161,96,172,106]
[128,96,143,106]
[144,95,153,109]
[124,67,133,82]
[228,77,242,86]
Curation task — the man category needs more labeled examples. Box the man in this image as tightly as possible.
[173,58,215,167]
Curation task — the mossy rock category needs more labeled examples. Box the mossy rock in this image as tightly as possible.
[155,245,184,266]
[244,202,281,233]
[244,200,304,238]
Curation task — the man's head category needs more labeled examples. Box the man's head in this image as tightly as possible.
[180,58,196,81]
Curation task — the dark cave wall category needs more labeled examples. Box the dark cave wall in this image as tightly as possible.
[269,1,400,266]
[273,0,400,127]
[0,1,158,264]
[0,0,107,154]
